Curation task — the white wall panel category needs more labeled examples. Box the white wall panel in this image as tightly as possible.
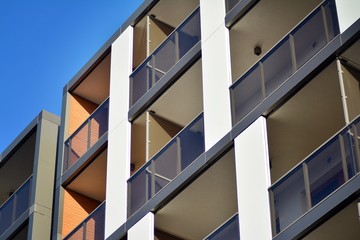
[234,117,272,240]
[335,0,360,33]
[128,212,154,240]
[105,26,133,238]
[200,0,232,151]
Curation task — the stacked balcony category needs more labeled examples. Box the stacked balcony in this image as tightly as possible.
[230,0,339,125]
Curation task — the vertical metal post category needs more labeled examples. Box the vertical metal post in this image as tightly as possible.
[339,134,350,181]
[127,181,131,217]
[337,58,350,124]
[146,111,150,162]
[176,137,182,174]
[259,62,266,98]
[88,118,92,149]
[175,31,180,62]
[82,221,87,240]
[289,34,298,73]
[12,193,17,223]
[321,6,331,43]
[151,162,155,198]
[269,190,277,236]
[352,125,360,173]
[146,16,150,57]
[303,163,312,210]
[151,56,156,87]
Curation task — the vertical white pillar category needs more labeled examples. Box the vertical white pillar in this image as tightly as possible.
[200,0,232,151]
[105,26,133,238]
[234,117,272,240]
[128,213,154,240]
[335,0,360,33]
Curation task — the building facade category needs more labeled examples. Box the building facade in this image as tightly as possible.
[0,111,59,240]
[3,0,360,239]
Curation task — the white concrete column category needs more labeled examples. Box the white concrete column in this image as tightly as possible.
[234,117,272,240]
[105,26,133,238]
[335,0,360,33]
[128,212,154,240]
[200,0,233,151]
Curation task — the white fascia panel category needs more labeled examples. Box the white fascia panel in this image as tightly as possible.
[234,116,272,240]
[200,22,232,150]
[200,0,227,41]
[335,0,360,33]
[105,26,133,239]
[128,212,154,240]
[109,26,133,132]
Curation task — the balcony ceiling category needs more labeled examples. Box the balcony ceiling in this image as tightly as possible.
[0,131,35,205]
[155,149,237,240]
[67,149,107,202]
[149,59,203,128]
[342,38,360,66]
[72,53,110,105]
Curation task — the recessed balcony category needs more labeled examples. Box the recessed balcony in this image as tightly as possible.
[230,0,340,126]
[268,115,360,236]
[130,7,201,107]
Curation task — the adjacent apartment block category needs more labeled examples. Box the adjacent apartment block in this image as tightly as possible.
[4,0,360,239]
[0,111,59,240]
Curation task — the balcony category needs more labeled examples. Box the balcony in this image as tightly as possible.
[205,214,240,240]
[64,201,105,240]
[268,115,360,236]
[230,0,339,125]
[0,176,32,237]
[63,98,109,173]
[130,8,201,107]
[128,113,205,216]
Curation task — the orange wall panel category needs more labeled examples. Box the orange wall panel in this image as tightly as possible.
[62,189,100,238]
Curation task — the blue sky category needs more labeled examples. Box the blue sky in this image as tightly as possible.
[0,0,143,153]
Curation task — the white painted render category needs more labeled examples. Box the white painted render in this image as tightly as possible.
[200,0,233,151]
[105,26,133,239]
[234,117,272,240]
[128,212,155,240]
[335,0,360,33]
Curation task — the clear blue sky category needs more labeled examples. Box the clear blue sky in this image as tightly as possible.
[0,0,143,153]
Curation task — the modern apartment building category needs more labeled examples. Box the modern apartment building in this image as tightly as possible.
[10,0,356,239]
[0,111,59,240]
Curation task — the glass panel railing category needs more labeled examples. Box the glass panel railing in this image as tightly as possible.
[225,0,241,13]
[64,201,106,240]
[63,98,109,173]
[205,214,240,240]
[130,8,201,107]
[230,0,339,125]
[0,176,32,237]
[269,115,360,236]
[128,113,205,215]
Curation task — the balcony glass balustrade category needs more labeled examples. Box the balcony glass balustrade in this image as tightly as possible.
[128,113,205,215]
[0,176,32,237]
[205,214,240,240]
[225,0,241,13]
[64,201,105,240]
[130,8,201,107]
[63,98,109,173]
[269,115,360,235]
[230,0,339,125]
